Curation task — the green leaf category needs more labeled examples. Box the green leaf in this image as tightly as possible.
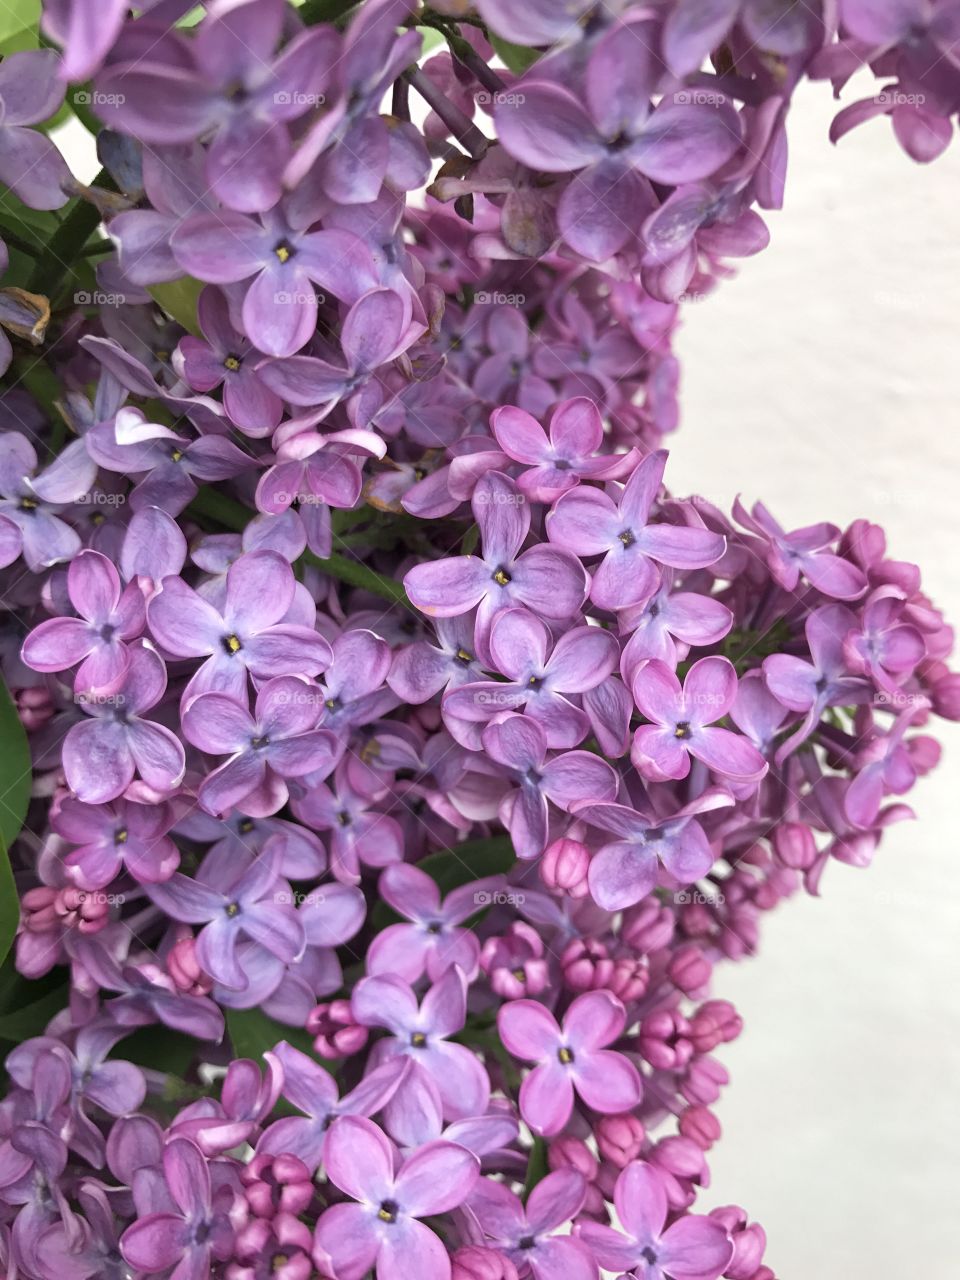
[522,1136,549,1200]
[148,275,204,337]
[0,0,40,47]
[0,677,31,965]
[489,33,542,74]
[415,835,515,896]
[226,1007,325,1064]
[121,1026,200,1078]
[0,973,68,1040]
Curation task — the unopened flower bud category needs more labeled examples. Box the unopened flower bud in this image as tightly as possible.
[540,837,590,897]
[678,1104,722,1150]
[773,822,817,870]
[308,1000,368,1059]
[55,887,108,933]
[560,937,612,991]
[15,686,54,732]
[167,934,213,996]
[668,944,711,994]
[452,1246,520,1280]
[548,1135,598,1180]
[595,1113,645,1167]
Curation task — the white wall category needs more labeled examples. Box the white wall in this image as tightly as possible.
[670,80,960,1278]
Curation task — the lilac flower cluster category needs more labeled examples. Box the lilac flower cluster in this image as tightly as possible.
[0,1,955,1279]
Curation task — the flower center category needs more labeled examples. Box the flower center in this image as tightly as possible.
[518,1235,536,1250]
[674,721,691,739]
[454,647,474,666]
[557,1046,574,1064]
[492,567,511,587]
[223,354,242,372]
[274,240,295,263]
[618,528,635,548]
[378,1199,399,1223]
[410,1031,428,1048]
[221,633,243,655]
[225,902,240,917]
[251,735,270,750]
[18,496,38,512]
[115,827,128,845]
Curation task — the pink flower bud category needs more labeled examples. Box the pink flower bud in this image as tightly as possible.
[242,1153,313,1219]
[308,1000,368,1059]
[21,886,59,933]
[932,671,960,720]
[710,1206,768,1279]
[15,686,54,732]
[167,934,213,996]
[668,944,712,994]
[773,822,817,870]
[678,1104,722,1149]
[595,1113,645,1167]
[622,900,675,953]
[548,1135,598,1181]
[452,1246,520,1280]
[560,937,613,991]
[636,1009,692,1071]
[540,837,590,897]
[689,1000,742,1053]
[55,887,108,934]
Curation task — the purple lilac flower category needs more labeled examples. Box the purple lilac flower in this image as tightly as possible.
[292,760,403,883]
[62,643,186,804]
[619,569,734,682]
[353,967,491,1122]
[145,843,304,992]
[495,19,742,260]
[170,204,382,358]
[366,863,507,983]
[176,287,283,435]
[468,1169,595,1280]
[578,790,735,912]
[547,452,725,612]
[182,677,338,818]
[482,714,618,859]
[444,608,619,749]
[734,498,868,600]
[0,51,70,209]
[0,434,95,572]
[491,397,638,502]
[314,1115,479,1280]
[498,990,642,1135]
[98,0,335,214]
[21,550,145,692]
[258,1044,407,1171]
[580,1160,734,1280]
[120,1136,234,1278]
[631,657,768,783]
[147,550,332,704]
[387,614,485,704]
[52,796,179,888]
[405,471,587,663]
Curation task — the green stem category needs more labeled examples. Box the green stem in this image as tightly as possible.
[28,169,113,299]
[187,488,410,607]
[1,228,44,259]
[298,0,360,25]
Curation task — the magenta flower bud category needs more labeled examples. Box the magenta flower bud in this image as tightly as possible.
[560,937,613,991]
[54,887,109,934]
[307,1000,368,1059]
[242,1153,313,1219]
[931,670,960,719]
[167,934,213,996]
[636,1009,692,1071]
[547,1135,598,1181]
[21,886,59,933]
[540,837,590,897]
[606,955,649,1002]
[773,822,817,870]
[14,685,54,732]
[689,1000,743,1053]
[668,944,712,994]
[451,1246,520,1280]
[650,1135,707,1181]
[678,1104,722,1150]
[480,922,548,999]
[710,1207,767,1279]
[622,899,675,953]
[681,1055,729,1106]
[595,1112,645,1168]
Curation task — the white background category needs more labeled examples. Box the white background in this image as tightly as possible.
[57,76,960,1276]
